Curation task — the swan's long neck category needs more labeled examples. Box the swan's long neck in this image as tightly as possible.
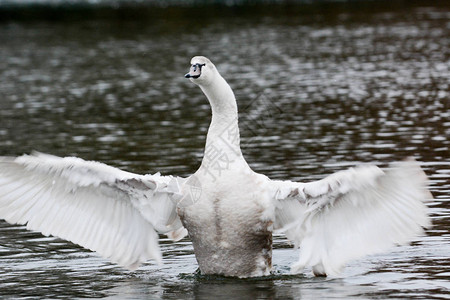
[200,75,244,169]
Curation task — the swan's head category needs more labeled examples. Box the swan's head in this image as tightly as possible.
[185,56,216,86]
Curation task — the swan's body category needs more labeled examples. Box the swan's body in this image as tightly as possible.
[180,168,274,277]
[0,56,431,277]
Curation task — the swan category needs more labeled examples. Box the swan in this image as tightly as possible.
[0,56,431,277]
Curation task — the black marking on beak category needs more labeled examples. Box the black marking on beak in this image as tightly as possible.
[185,63,206,79]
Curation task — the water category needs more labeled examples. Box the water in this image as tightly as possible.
[0,2,449,299]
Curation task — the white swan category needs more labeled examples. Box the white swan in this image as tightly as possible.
[0,56,431,277]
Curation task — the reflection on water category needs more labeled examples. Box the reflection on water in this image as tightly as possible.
[0,2,449,299]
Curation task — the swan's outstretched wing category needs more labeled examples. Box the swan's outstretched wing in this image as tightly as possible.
[0,152,188,270]
[270,159,431,276]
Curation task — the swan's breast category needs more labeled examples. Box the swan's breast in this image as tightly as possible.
[178,172,274,277]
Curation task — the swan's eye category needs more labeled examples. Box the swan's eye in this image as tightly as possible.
[194,63,206,71]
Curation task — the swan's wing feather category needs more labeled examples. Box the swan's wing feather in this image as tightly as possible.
[0,152,186,270]
[271,159,431,276]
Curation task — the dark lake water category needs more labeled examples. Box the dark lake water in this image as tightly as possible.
[0,2,449,299]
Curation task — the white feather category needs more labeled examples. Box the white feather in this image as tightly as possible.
[0,152,186,270]
[271,159,431,276]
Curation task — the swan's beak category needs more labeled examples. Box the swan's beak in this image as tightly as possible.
[185,63,205,79]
